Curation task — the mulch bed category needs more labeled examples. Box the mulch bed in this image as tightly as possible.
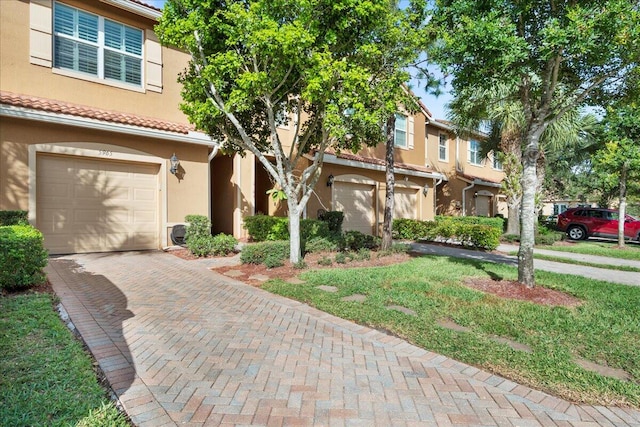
[463,278,582,307]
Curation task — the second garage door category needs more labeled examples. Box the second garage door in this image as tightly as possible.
[333,182,375,234]
[395,187,418,219]
[37,154,159,254]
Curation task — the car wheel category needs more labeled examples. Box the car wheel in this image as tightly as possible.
[567,225,586,240]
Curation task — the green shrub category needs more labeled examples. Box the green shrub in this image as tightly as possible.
[305,237,339,253]
[343,230,380,251]
[211,233,238,256]
[318,211,344,235]
[300,219,330,241]
[502,233,520,243]
[243,215,331,242]
[185,215,211,240]
[356,248,371,260]
[535,231,564,245]
[0,225,48,290]
[392,217,501,250]
[334,252,347,264]
[240,241,289,265]
[318,256,333,266]
[0,210,29,226]
[264,253,285,268]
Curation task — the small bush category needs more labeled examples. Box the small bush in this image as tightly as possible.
[319,211,344,235]
[502,234,520,243]
[334,252,347,264]
[392,217,501,250]
[343,230,380,251]
[535,231,564,246]
[186,236,215,257]
[317,256,333,266]
[0,225,48,290]
[305,237,339,253]
[356,248,371,261]
[264,253,285,268]
[0,210,29,226]
[293,260,307,269]
[243,215,331,242]
[240,241,289,265]
[211,233,238,256]
[185,215,211,241]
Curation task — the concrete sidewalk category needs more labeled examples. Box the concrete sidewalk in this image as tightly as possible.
[47,251,640,426]
[409,242,640,286]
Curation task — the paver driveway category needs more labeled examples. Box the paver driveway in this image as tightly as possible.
[46,251,640,426]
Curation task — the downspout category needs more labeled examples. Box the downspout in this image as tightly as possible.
[207,145,219,221]
[462,180,475,217]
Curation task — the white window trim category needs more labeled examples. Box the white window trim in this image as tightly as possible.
[394,113,408,148]
[468,139,483,166]
[53,1,145,88]
[438,133,449,162]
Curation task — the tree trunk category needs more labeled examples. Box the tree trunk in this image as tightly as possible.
[287,201,302,264]
[506,200,520,235]
[518,129,543,288]
[381,115,396,251]
[618,164,628,248]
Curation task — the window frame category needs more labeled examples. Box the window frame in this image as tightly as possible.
[492,152,503,170]
[469,139,482,166]
[53,2,144,88]
[394,113,408,148]
[438,133,448,162]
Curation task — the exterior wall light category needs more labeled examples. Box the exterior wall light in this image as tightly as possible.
[473,191,478,198]
[423,184,429,197]
[327,174,334,187]
[170,153,180,175]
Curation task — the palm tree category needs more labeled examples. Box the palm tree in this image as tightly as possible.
[447,84,598,238]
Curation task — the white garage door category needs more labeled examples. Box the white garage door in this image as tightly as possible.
[334,182,375,234]
[395,187,418,219]
[37,154,159,254]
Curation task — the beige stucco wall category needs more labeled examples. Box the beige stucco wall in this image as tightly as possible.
[0,117,209,227]
[0,0,190,124]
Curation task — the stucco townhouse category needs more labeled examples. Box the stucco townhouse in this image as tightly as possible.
[0,0,505,255]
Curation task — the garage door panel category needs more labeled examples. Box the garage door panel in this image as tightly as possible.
[395,188,418,219]
[37,154,159,254]
[334,182,375,235]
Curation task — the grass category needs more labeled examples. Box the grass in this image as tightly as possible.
[0,293,130,427]
[263,255,640,408]
[529,253,640,272]
[538,240,640,261]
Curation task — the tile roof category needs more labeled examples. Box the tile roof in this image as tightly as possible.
[325,149,435,175]
[1,91,192,134]
[131,0,162,11]
[458,171,502,185]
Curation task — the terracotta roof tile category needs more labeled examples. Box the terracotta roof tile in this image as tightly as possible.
[458,171,502,184]
[1,91,191,134]
[326,149,435,174]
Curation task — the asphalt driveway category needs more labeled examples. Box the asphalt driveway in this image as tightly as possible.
[46,251,640,426]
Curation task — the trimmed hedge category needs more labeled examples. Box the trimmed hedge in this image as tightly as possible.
[243,215,330,242]
[393,217,501,250]
[0,225,48,290]
[0,210,28,226]
[240,241,290,266]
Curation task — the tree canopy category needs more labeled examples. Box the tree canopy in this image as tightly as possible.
[427,0,640,286]
[156,0,424,262]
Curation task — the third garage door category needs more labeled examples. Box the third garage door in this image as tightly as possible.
[334,182,375,234]
[37,154,159,254]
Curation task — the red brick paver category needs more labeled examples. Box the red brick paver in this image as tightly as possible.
[47,252,640,426]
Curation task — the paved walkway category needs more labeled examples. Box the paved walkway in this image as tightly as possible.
[409,243,640,286]
[46,251,640,426]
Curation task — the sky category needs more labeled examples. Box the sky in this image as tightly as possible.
[144,0,453,120]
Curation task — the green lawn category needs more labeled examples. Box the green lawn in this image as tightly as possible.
[538,240,640,261]
[263,255,640,407]
[530,253,640,272]
[0,293,130,427]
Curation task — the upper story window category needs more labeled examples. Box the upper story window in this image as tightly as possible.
[394,113,408,148]
[53,2,143,86]
[492,153,503,170]
[469,140,482,165]
[438,133,448,161]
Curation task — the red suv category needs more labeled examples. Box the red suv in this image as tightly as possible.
[557,208,640,241]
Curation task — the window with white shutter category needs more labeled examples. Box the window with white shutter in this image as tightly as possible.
[53,2,143,86]
[394,113,407,148]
